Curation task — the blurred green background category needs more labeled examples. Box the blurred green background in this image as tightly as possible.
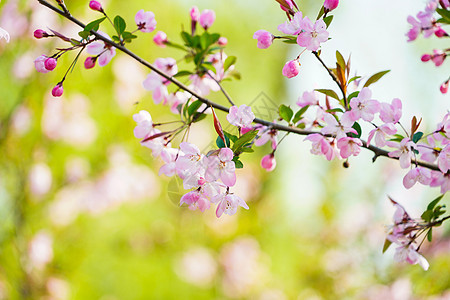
[0,0,449,299]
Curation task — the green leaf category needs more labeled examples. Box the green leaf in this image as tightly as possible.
[382,238,392,253]
[181,31,193,47]
[174,70,193,78]
[187,100,203,116]
[336,50,345,70]
[209,33,220,45]
[78,31,90,39]
[113,15,126,35]
[436,17,450,25]
[412,132,424,143]
[324,15,334,28]
[112,35,120,42]
[427,195,444,211]
[122,31,137,40]
[165,41,187,51]
[427,229,433,242]
[316,6,325,20]
[348,76,361,85]
[347,91,359,102]
[200,32,210,49]
[223,131,238,143]
[223,56,237,73]
[229,70,241,80]
[216,135,230,148]
[363,70,390,88]
[279,104,293,123]
[232,156,244,168]
[349,122,362,138]
[421,210,433,223]
[436,8,450,22]
[201,63,217,74]
[232,130,257,153]
[293,105,309,123]
[192,113,207,123]
[282,39,298,44]
[240,147,254,153]
[84,17,106,32]
[326,108,344,113]
[315,89,340,101]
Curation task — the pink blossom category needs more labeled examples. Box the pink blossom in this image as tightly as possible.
[214,193,249,218]
[297,17,329,51]
[218,37,228,46]
[321,112,356,140]
[394,244,429,271]
[175,142,205,178]
[199,9,215,30]
[44,57,57,71]
[277,11,303,35]
[143,58,177,103]
[367,123,397,147]
[34,29,48,39]
[254,127,278,150]
[418,136,439,163]
[297,90,319,107]
[337,137,362,158]
[140,128,167,158]
[135,10,156,33]
[153,31,168,47]
[226,105,255,127]
[430,171,450,194]
[89,0,103,12]
[304,133,336,161]
[180,190,210,212]
[387,138,416,169]
[253,30,274,49]
[348,87,380,122]
[421,54,431,62]
[86,31,116,67]
[51,83,63,97]
[34,55,50,73]
[434,27,448,38]
[189,74,220,96]
[282,60,301,78]
[379,98,402,124]
[261,153,276,171]
[133,110,153,139]
[166,91,190,114]
[403,167,432,189]
[159,148,180,177]
[441,80,449,94]
[84,57,96,69]
[438,145,450,173]
[190,6,200,22]
[205,148,236,187]
[324,0,339,11]
[406,15,421,42]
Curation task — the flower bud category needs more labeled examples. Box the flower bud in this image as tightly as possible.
[44,57,57,71]
[34,55,50,73]
[261,154,276,172]
[84,57,96,69]
[218,37,228,46]
[153,31,168,47]
[34,29,48,39]
[324,0,339,11]
[440,81,449,94]
[435,27,448,38]
[190,6,200,22]
[51,83,64,97]
[421,54,431,62]
[282,60,301,78]
[253,30,274,49]
[89,0,103,12]
[199,9,215,30]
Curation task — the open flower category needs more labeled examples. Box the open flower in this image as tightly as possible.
[213,193,249,218]
[205,148,236,187]
[403,167,432,189]
[253,30,274,49]
[387,138,416,169]
[226,105,255,127]
[135,9,157,33]
[297,17,329,51]
[348,87,380,122]
[86,31,116,67]
[277,11,304,35]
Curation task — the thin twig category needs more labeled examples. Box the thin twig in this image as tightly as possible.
[205,71,235,106]
[36,0,440,172]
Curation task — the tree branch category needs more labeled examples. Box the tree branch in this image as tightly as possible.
[36,0,440,171]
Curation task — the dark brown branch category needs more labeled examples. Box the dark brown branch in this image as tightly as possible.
[36,0,440,171]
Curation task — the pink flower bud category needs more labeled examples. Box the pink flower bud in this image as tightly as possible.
[431,49,446,67]
[34,55,50,73]
[282,60,301,78]
[190,6,200,22]
[421,54,431,62]
[51,83,64,97]
[199,9,215,30]
[253,30,274,49]
[33,29,48,39]
[84,57,96,69]
[218,37,228,46]
[89,0,103,12]
[324,0,339,11]
[44,57,57,71]
[261,154,276,172]
[153,31,168,47]
[435,27,448,38]
[441,81,449,94]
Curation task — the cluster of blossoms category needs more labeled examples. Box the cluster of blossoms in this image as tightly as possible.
[253,0,338,78]
[132,105,257,217]
[33,0,158,97]
[406,0,450,93]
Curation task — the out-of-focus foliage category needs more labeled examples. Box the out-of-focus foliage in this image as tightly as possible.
[0,0,449,299]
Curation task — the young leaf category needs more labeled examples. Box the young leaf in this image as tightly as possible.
[348,76,361,85]
[315,89,340,101]
[427,229,433,242]
[187,100,203,116]
[436,8,450,22]
[181,31,193,47]
[174,70,193,78]
[223,56,237,72]
[279,104,293,123]
[363,70,390,88]
[347,91,359,102]
[351,122,362,138]
[427,195,444,211]
[382,238,392,253]
[412,131,423,143]
[78,30,90,39]
[293,105,309,123]
[336,50,345,70]
[232,130,257,153]
[223,131,238,143]
[323,15,334,28]
[113,15,126,35]
[232,156,244,169]
[216,135,230,148]
[85,17,106,32]
[192,113,207,123]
